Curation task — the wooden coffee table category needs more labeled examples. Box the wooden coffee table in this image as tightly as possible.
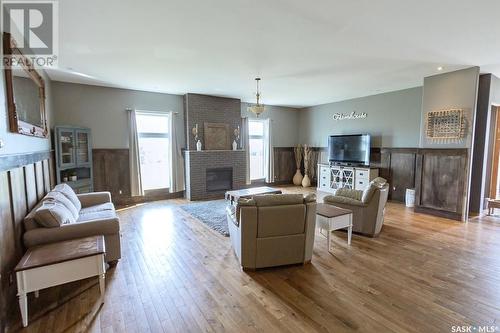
[316,203,353,253]
[225,186,282,205]
[15,236,106,327]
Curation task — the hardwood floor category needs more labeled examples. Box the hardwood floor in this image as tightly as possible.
[7,186,500,333]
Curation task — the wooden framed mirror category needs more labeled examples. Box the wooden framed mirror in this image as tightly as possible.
[3,32,47,137]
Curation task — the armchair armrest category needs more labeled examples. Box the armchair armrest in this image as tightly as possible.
[324,195,367,207]
[77,192,112,208]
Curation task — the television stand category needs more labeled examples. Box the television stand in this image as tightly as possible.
[317,164,379,194]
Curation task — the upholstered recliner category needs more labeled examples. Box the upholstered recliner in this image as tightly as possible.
[323,178,389,237]
[226,194,317,270]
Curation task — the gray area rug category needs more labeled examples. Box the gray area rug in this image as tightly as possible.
[180,200,229,236]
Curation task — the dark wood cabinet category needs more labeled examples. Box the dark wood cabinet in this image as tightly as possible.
[414,149,468,220]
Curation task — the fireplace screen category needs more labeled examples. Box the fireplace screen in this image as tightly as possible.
[206,168,233,192]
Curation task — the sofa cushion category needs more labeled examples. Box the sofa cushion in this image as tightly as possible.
[34,201,76,227]
[53,184,82,211]
[335,188,363,201]
[324,195,367,207]
[79,202,115,215]
[43,191,79,220]
[77,210,117,223]
[257,204,306,238]
[253,194,304,207]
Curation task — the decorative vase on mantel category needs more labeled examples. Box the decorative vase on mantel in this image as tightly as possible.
[293,169,303,186]
[196,140,202,151]
[302,174,311,187]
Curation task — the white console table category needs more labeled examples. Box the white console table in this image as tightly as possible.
[317,163,379,193]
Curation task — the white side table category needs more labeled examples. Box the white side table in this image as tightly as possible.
[316,203,353,253]
[15,236,106,327]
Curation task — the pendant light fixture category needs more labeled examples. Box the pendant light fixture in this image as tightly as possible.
[248,78,265,117]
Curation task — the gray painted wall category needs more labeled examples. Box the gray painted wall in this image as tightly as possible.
[0,69,53,155]
[241,103,300,147]
[52,82,185,149]
[297,87,423,148]
[419,67,479,149]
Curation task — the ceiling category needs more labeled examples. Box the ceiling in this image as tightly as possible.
[47,0,500,107]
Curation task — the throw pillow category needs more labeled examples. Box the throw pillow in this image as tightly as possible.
[43,191,79,220]
[53,183,82,211]
[34,201,76,227]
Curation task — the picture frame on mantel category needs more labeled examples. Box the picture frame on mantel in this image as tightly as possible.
[204,122,230,150]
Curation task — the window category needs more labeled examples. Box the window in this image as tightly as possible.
[136,112,171,191]
[249,119,265,180]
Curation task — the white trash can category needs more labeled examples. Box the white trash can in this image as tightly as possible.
[405,189,415,207]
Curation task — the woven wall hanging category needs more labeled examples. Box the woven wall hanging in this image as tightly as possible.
[426,109,466,140]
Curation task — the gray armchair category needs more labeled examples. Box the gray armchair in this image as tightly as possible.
[226,194,317,270]
[324,178,389,237]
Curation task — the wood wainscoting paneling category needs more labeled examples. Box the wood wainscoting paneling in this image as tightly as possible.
[415,148,468,221]
[371,148,418,202]
[0,151,53,332]
[92,149,184,205]
[273,147,295,184]
[93,149,131,203]
[273,147,322,185]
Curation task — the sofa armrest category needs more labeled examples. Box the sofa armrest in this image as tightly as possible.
[77,192,112,208]
[324,195,367,207]
[23,217,120,248]
[239,206,258,268]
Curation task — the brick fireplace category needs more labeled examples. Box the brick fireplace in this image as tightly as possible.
[183,94,247,200]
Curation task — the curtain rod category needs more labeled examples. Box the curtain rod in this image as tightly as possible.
[125,108,179,114]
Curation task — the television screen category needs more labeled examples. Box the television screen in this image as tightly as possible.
[328,134,370,166]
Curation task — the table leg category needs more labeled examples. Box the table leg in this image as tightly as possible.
[327,218,332,253]
[99,273,105,304]
[19,292,28,327]
[348,214,352,245]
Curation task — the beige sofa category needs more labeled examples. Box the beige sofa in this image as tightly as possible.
[324,178,389,237]
[23,185,121,262]
[227,194,316,270]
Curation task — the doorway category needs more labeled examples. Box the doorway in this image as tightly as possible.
[489,106,500,200]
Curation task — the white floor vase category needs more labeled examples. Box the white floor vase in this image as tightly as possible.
[293,169,303,185]
[302,174,311,187]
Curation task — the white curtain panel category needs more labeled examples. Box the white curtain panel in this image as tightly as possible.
[264,118,274,183]
[128,109,144,196]
[169,112,185,193]
[241,117,251,185]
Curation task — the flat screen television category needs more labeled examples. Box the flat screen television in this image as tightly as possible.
[328,134,370,166]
